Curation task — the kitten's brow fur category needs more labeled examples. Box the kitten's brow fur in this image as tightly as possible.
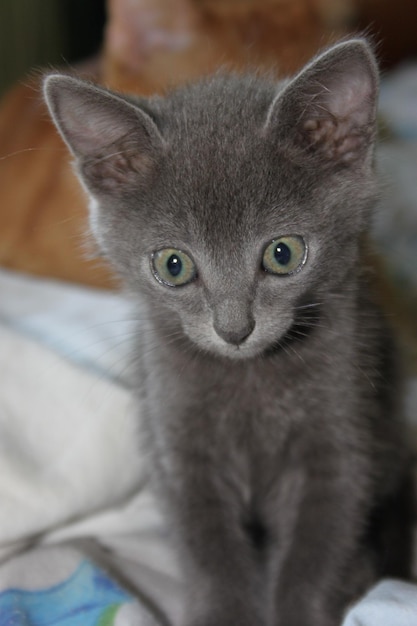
[44,39,414,626]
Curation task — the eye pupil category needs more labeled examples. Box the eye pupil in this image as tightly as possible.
[167,254,182,277]
[274,242,291,266]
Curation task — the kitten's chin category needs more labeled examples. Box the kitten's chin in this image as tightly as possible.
[191,335,283,361]
[207,343,266,361]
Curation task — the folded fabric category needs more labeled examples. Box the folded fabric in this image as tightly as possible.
[0,545,163,625]
[0,552,136,626]
[0,323,183,625]
[0,268,135,384]
[342,580,417,626]
[0,324,141,553]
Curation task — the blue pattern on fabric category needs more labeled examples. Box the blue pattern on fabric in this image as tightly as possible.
[0,559,133,625]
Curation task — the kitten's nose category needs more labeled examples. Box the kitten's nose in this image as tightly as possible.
[213,298,255,346]
[214,320,255,346]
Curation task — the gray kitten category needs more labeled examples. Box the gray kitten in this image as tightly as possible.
[44,39,414,626]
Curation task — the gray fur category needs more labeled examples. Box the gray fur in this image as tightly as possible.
[44,39,414,626]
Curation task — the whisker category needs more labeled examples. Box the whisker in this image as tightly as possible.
[0,147,68,161]
[295,302,322,310]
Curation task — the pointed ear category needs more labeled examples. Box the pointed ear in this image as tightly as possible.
[265,39,379,168]
[43,74,165,194]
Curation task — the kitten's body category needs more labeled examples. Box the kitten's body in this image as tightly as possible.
[140,267,411,626]
[44,40,414,626]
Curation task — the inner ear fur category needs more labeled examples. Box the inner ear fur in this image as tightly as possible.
[43,74,164,194]
[265,39,379,167]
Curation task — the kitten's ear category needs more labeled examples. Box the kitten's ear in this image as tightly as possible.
[43,74,164,194]
[265,39,378,168]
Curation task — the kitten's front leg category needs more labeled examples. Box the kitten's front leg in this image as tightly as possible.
[168,462,267,626]
[272,456,372,626]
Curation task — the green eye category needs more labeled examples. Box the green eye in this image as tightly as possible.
[152,248,197,287]
[262,235,307,275]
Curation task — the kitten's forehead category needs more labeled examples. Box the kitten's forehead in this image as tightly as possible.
[139,69,370,252]
[160,75,278,137]
[157,75,280,181]
[151,76,300,243]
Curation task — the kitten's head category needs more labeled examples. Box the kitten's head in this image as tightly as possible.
[44,39,378,360]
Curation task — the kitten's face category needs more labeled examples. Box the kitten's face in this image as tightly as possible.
[44,39,378,360]
[145,232,311,360]
[88,123,369,361]
[147,232,309,360]
[113,156,326,361]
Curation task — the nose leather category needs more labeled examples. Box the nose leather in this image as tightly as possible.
[215,322,255,345]
[213,299,255,345]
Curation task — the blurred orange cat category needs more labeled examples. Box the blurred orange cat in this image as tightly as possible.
[0,0,354,287]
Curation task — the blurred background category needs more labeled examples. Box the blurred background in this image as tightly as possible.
[2,0,417,97]
[0,0,106,97]
[0,0,415,374]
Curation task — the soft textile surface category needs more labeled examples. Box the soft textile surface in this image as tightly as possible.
[343,581,417,626]
[0,272,182,624]
[0,267,416,625]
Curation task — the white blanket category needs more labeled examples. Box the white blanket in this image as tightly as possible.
[0,268,416,625]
